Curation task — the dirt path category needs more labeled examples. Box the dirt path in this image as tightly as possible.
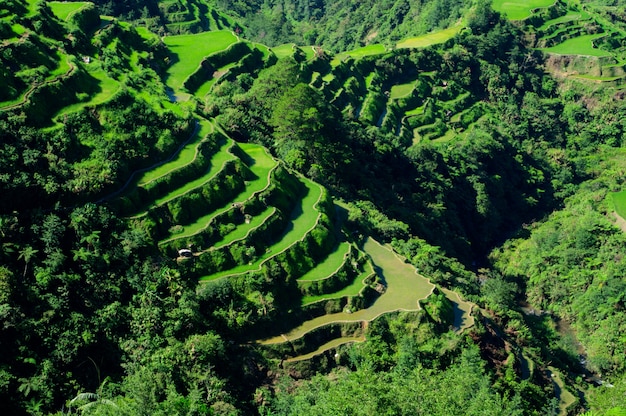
[611,211,626,233]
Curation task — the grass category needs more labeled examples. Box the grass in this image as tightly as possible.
[137,120,214,186]
[163,31,238,90]
[200,177,324,280]
[538,10,591,31]
[396,25,461,49]
[48,1,90,21]
[571,74,623,82]
[56,63,120,117]
[260,237,436,344]
[364,72,376,89]
[611,190,626,220]
[160,143,278,244]
[405,105,424,116]
[194,61,238,98]
[332,44,386,66]
[548,366,577,415]
[271,43,297,59]
[491,0,555,20]
[541,34,611,57]
[213,207,277,249]
[302,261,374,305]
[298,242,352,282]
[389,82,415,99]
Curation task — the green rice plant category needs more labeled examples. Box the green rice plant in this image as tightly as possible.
[331,44,386,66]
[612,190,626,220]
[396,25,461,49]
[299,242,351,282]
[159,143,278,245]
[491,0,555,21]
[541,34,612,57]
[137,120,214,186]
[200,177,325,280]
[48,1,90,22]
[538,10,591,31]
[271,43,297,59]
[163,31,238,90]
[301,261,373,305]
[213,207,277,249]
[389,82,415,99]
[260,238,436,344]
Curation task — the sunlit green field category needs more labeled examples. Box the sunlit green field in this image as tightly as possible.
[163,31,238,90]
[151,141,235,207]
[161,143,278,243]
[390,82,415,99]
[213,207,277,249]
[49,1,90,21]
[301,261,374,305]
[261,238,435,343]
[271,44,297,59]
[332,44,386,66]
[612,190,626,220]
[299,242,351,282]
[538,10,591,30]
[492,0,555,20]
[137,120,214,186]
[396,25,460,49]
[56,63,120,116]
[200,177,324,280]
[541,34,611,56]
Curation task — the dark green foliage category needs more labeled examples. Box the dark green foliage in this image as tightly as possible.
[4,0,626,414]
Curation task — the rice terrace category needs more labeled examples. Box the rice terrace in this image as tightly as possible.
[2,0,626,413]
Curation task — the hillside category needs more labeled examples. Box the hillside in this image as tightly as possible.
[1,0,626,415]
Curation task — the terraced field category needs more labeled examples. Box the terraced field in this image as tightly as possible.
[304,27,483,143]
[258,238,477,361]
[163,31,238,91]
[526,1,626,83]
[49,1,91,21]
[109,110,476,361]
[492,0,555,20]
[83,21,485,363]
[160,142,278,244]
[199,175,325,280]
[258,239,435,346]
[396,25,462,49]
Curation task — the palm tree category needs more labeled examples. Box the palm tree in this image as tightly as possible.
[67,378,118,414]
[18,245,38,278]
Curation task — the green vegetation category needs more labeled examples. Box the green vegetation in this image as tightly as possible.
[389,82,415,99]
[492,0,555,20]
[396,25,462,48]
[541,34,611,56]
[612,190,626,219]
[302,261,375,305]
[298,242,351,282]
[48,1,90,21]
[200,176,324,280]
[261,238,435,344]
[163,31,238,90]
[4,0,626,414]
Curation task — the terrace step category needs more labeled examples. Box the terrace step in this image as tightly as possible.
[197,176,329,281]
[157,142,280,247]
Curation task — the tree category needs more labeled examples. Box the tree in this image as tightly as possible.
[18,245,38,278]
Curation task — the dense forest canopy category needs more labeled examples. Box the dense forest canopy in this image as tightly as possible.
[1,0,626,414]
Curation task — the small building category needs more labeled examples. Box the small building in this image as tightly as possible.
[178,248,193,258]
